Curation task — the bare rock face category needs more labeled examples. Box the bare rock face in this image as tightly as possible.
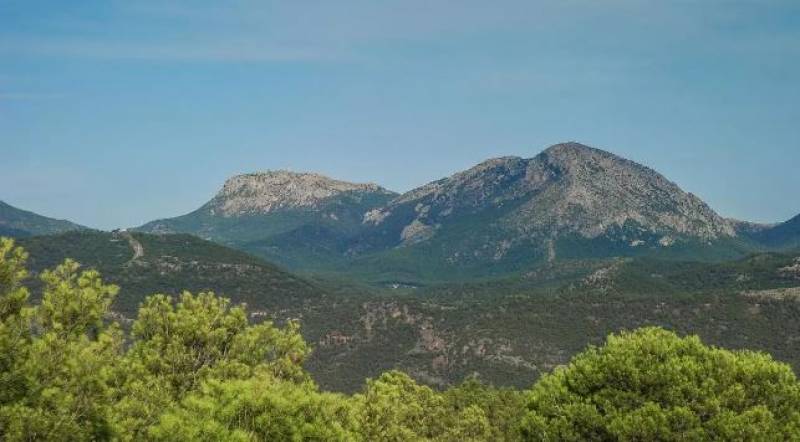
[209,171,391,217]
[368,142,736,246]
[515,143,736,239]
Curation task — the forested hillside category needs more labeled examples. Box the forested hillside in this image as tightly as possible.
[10,232,800,393]
[2,237,800,441]
[0,200,85,238]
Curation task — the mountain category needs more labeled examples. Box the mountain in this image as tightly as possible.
[364,143,735,245]
[747,214,800,250]
[137,171,396,269]
[346,143,745,283]
[0,200,86,237]
[137,143,772,284]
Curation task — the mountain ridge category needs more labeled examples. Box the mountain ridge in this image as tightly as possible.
[209,170,394,217]
[347,142,742,281]
[748,213,800,250]
[0,200,86,237]
[135,142,793,283]
[137,172,397,247]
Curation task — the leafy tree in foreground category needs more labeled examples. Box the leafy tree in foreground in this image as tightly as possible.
[149,373,357,441]
[0,239,123,441]
[0,238,31,406]
[354,370,447,441]
[114,291,311,439]
[520,327,800,441]
[443,377,526,441]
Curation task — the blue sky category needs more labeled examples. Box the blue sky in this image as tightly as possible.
[1,0,798,230]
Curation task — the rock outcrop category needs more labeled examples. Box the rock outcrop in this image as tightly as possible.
[210,171,392,216]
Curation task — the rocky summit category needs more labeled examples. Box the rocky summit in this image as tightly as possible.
[364,143,736,252]
[209,171,392,217]
[136,171,396,247]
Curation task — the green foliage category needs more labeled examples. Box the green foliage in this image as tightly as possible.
[128,291,309,399]
[0,239,32,405]
[443,377,526,441]
[38,259,118,338]
[350,371,526,441]
[0,239,30,319]
[149,374,357,442]
[520,327,800,441]
[3,237,800,441]
[19,231,322,316]
[0,242,123,441]
[0,201,85,238]
[355,370,446,441]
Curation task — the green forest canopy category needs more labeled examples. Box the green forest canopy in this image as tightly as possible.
[1,237,799,441]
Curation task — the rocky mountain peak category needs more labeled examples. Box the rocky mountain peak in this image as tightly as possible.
[210,171,391,216]
[538,142,638,176]
[541,141,604,158]
[368,142,736,246]
[518,143,737,239]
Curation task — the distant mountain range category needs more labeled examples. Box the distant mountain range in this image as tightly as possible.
[3,142,798,285]
[0,200,86,237]
[133,142,799,284]
[2,143,800,391]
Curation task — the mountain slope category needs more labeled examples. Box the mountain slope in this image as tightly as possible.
[18,230,323,316]
[347,143,744,282]
[363,143,735,245]
[0,200,86,237]
[748,214,800,250]
[136,143,761,284]
[11,230,800,393]
[136,171,396,269]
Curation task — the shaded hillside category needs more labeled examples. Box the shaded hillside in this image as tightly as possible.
[137,171,396,245]
[12,231,800,392]
[749,214,800,250]
[18,231,323,316]
[0,200,85,237]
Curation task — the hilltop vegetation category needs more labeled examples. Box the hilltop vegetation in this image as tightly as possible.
[0,201,85,238]
[17,230,323,316]
[2,237,800,441]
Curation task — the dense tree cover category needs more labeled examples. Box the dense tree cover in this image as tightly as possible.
[2,237,800,441]
[520,327,800,441]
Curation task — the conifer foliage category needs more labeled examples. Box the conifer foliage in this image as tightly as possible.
[1,236,799,441]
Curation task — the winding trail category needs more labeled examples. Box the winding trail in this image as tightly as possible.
[121,231,144,261]
[546,239,556,263]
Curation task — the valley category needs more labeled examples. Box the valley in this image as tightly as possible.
[11,230,800,393]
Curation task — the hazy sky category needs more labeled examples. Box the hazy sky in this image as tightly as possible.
[1,0,798,230]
